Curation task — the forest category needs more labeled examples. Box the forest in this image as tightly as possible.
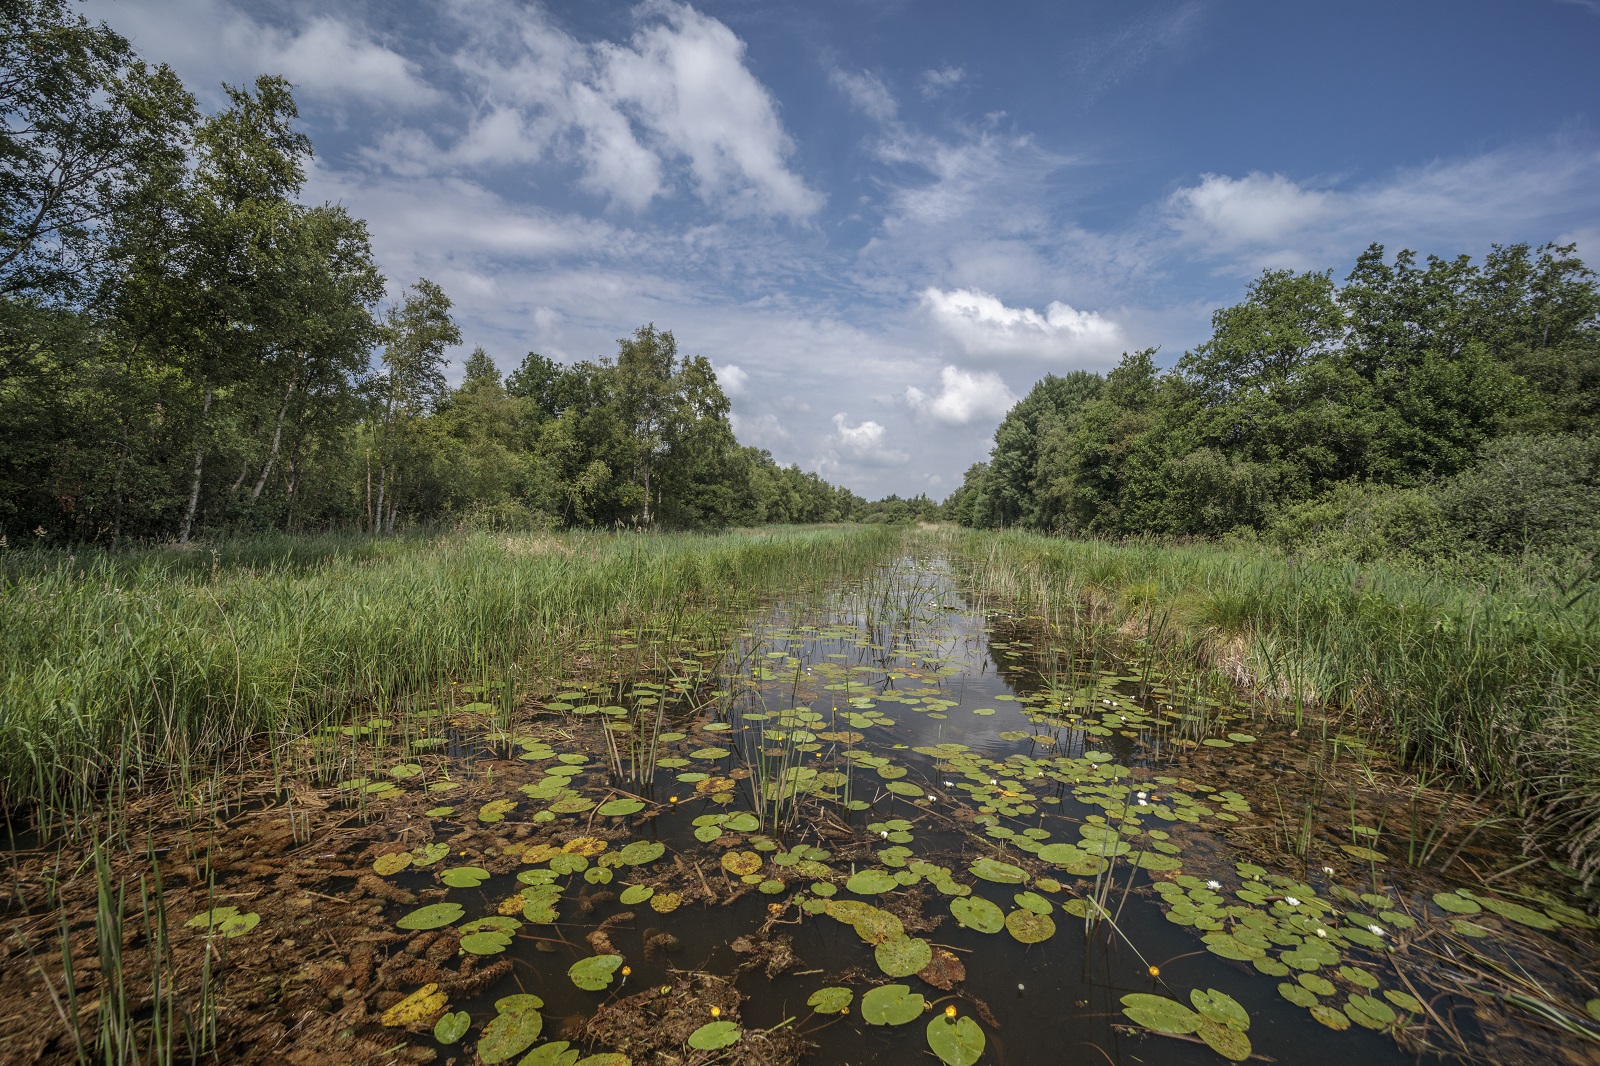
[0,2,859,546]
[948,242,1600,571]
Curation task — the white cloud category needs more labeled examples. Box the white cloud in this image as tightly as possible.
[826,414,909,467]
[830,67,897,121]
[600,2,823,218]
[715,362,749,396]
[1166,143,1600,270]
[83,0,438,108]
[444,1,821,218]
[905,366,1016,425]
[919,65,965,98]
[922,287,1126,363]
[1167,172,1333,250]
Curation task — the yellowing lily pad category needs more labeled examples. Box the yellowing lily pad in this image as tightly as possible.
[380,983,447,1028]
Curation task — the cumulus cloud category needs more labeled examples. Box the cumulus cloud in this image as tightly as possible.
[447,0,821,217]
[714,362,749,396]
[82,0,438,108]
[1167,171,1333,249]
[905,366,1016,425]
[919,65,965,98]
[830,67,897,121]
[827,414,909,467]
[922,287,1126,362]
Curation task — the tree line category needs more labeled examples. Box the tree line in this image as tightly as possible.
[948,241,1600,564]
[0,0,861,546]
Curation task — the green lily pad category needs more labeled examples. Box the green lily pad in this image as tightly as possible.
[618,841,666,865]
[1279,982,1319,1008]
[1310,1005,1350,1029]
[1005,908,1055,944]
[440,866,490,888]
[1197,1018,1251,1062]
[518,1043,579,1066]
[619,884,655,905]
[1476,896,1562,930]
[478,1007,543,1063]
[950,896,1004,934]
[1431,891,1481,915]
[220,911,260,937]
[926,1015,985,1066]
[373,852,413,876]
[460,930,514,955]
[970,857,1027,883]
[808,987,853,1013]
[1121,993,1201,1035]
[413,842,450,866]
[397,902,464,930]
[847,869,900,895]
[478,799,517,824]
[184,906,238,930]
[597,798,645,817]
[687,1021,741,1050]
[861,984,925,1026]
[433,1011,470,1044]
[497,994,545,1012]
[874,936,933,977]
[549,853,589,876]
[1191,989,1249,1030]
[1383,990,1423,1014]
[568,954,624,991]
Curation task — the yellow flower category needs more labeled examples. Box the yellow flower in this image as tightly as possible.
[944,1005,958,1019]
[621,966,631,976]
[710,1006,721,1018]
[1148,965,1160,977]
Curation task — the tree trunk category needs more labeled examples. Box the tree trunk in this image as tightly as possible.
[250,379,295,503]
[178,381,214,545]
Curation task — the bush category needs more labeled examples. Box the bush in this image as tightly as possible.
[1266,481,1455,564]
[1440,434,1600,555]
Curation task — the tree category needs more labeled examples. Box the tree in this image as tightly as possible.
[374,278,460,532]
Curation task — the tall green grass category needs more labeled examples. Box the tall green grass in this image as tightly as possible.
[0,526,903,822]
[957,530,1600,893]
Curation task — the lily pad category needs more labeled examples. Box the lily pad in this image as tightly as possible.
[969,857,1027,883]
[373,852,413,876]
[568,954,624,991]
[926,1015,985,1066]
[1121,993,1201,1035]
[950,896,1004,934]
[441,866,490,889]
[1310,1004,1350,1030]
[433,1010,470,1044]
[618,841,666,865]
[380,983,446,1028]
[1197,1018,1252,1062]
[1005,908,1056,944]
[721,851,762,876]
[519,1043,580,1066]
[1191,988,1249,1030]
[861,983,926,1026]
[619,884,655,905]
[847,869,900,895]
[808,987,853,1014]
[460,930,514,955]
[687,1021,741,1050]
[413,842,450,866]
[397,899,465,930]
[875,936,933,977]
[1431,891,1481,915]
[598,798,645,817]
[478,1007,543,1063]
[1476,896,1561,930]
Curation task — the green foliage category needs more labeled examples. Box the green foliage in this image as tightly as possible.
[953,242,1600,554]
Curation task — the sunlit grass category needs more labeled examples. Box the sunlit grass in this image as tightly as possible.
[955,530,1600,894]
[0,526,904,824]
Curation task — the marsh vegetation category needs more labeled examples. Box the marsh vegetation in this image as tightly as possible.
[3,526,1598,1066]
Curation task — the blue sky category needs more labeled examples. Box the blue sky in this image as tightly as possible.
[87,0,1600,497]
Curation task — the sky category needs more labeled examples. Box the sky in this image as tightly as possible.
[84,0,1600,499]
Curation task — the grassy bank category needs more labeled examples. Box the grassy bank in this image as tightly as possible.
[0,525,902,820]
[957,530,1600,893]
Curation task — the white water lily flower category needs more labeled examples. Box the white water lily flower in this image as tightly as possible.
[880,830,889,838]
[926,794,936,801]
[1206,880,1222,890]
[1322,866,1335,875]
[1285,896,1301,907]
[1315,928,1328,938]
[1137,799,1148,806]
[1367,924,1385,936]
